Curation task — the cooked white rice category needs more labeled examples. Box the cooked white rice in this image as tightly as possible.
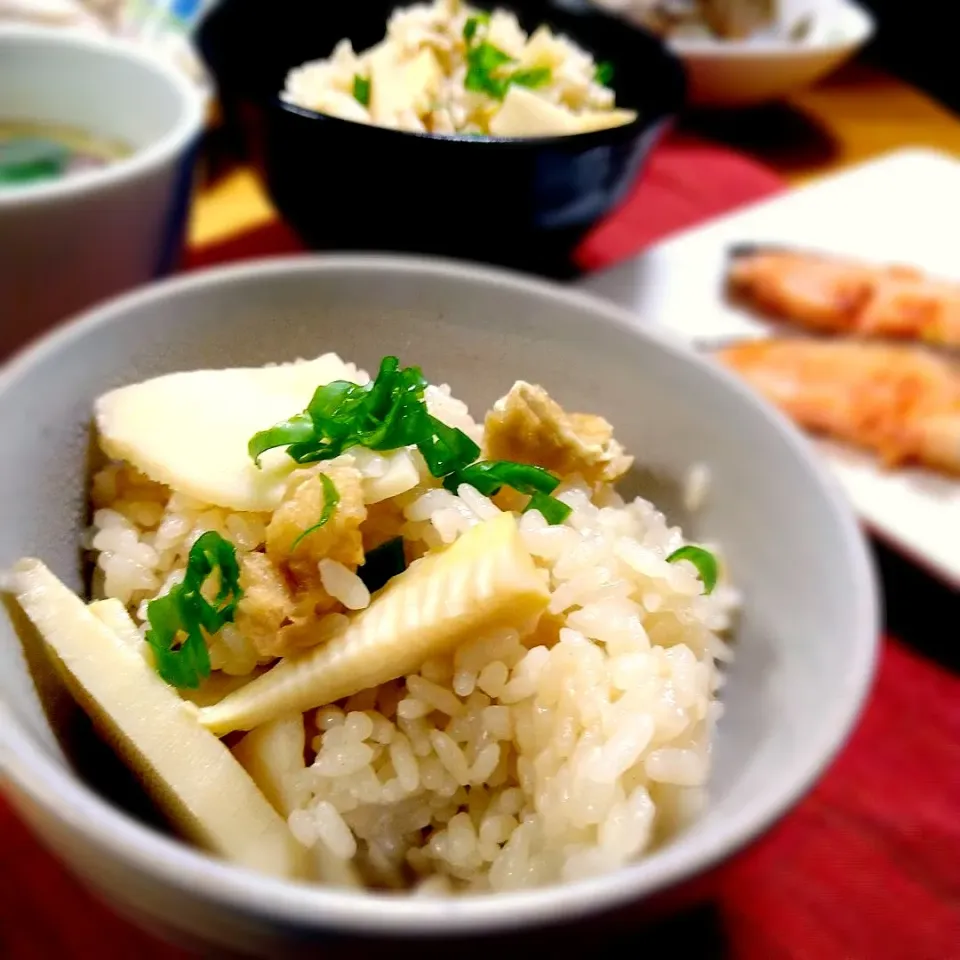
[281,0,630,137]
[88,373,737,894]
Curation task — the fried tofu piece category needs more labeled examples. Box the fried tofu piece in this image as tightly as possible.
[235,551,293,657]
[484,381,633,485]
[266,461,367,581]
[237,461,368,658]
[236,544,352,659]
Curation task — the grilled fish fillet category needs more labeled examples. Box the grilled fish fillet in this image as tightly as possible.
[717,338,960,475]
[727,246,960,348]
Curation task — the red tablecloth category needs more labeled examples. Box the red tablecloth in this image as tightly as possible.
[3,135,959,959]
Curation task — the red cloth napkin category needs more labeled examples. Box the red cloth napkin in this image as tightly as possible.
[576,133,786,270]
[5,135,958,960]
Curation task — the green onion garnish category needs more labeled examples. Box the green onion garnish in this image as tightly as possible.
[509,67,552,90]
[443,460,559,497]
[594,61,615,86]
[249,356,478,477]
[250,358,571,525]
[463,12,489,44]
[444,460,571,525]
[249,413,315,467]
[357,537,407,593]
[526,490,572,525]
[418,416,481,478]
[666,545,719,594]
[0,137,69,186]
[353,74,371,107]
[461,16,553,101]
[145,531,242,689]
[464,41,515,99]
[290,474,340,550]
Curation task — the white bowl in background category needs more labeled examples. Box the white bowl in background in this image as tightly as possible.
[601,0,875,107]
[0,26,205,358]
[0,256,878,953]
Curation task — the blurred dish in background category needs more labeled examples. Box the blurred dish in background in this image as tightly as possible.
[719,243,960,478]
[577,148,960,585]
[0,0,103,30]
[591,0,874,106]
[282,0,637,137]
[0,0,211,89]
[594,0,778,40]
[727,244,960,347]
[717,338,960,477]
[197,0,685,276]
[0,27,205,358]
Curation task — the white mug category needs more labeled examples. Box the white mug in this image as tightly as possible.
[0,26,205,357]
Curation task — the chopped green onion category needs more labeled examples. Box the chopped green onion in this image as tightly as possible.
[510,66,552,90]
[357,537,407,593]
[462,38,554,100]
[445,460,569,525]
[0,137,69,185]
[419,416,481,478]
[248,412,316,467]
[444,460,560,497]
[463,12,489,44]
[594,61,615,86]
[666,545,719,594]
[145,531,242,689]
[353,74,371,107]
[290,474,340,550]
[249,357,478,479]
[525,491,572,525]
[250,359,571,526]
[464,41,515,99]
[469,41,512,70]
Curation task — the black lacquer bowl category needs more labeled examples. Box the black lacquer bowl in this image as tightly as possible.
[198,0,686,276]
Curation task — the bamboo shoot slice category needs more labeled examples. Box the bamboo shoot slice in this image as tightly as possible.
[199,512,549,735]
[489,85,580,137]
[575,109,638,133]
[233,714,361,888]
[95,353,366,513]
[9,561,300,878]
[89,597,145,650]
[232,713,306,819]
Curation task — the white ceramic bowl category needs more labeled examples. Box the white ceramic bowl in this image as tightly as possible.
[0,26,205,358]
[0,256,878,954]
[606,0,875,107]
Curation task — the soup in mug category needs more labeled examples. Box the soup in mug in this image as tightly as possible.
[0,121,131,188]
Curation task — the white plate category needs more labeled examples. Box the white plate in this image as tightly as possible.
[578,147,960,587]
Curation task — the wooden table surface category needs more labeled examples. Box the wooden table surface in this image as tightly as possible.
[188,63,960,250]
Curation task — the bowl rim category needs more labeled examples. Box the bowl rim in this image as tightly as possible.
[0,25,206,210]
[0,254,880,937]
[667,0,875,59]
